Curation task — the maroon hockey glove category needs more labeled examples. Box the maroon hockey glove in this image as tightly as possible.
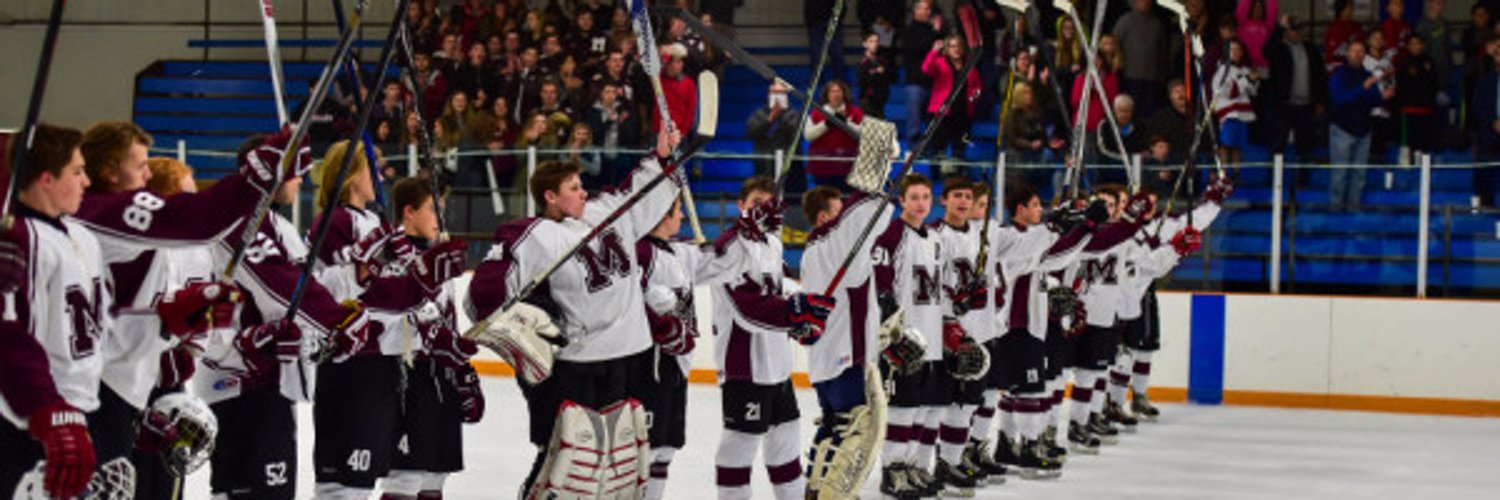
[134,401,178,455]
[420,320,478,370]
[948,279,988,317]
[454,364,486,423]
[881,328,925,377]
[648,310,696,356]
[235,318,302,375]
[0,232,25,294]
[158,281,241,341]
[414,239,468,296]
[157,342,199,389]
[344,224,412,267]
[1069,302,1088,338]
[328,302,373,362]
[240,125,314,194]
[29,402,96,500]
[1120,192,1156,225]
[1204,175,1234,204]
[1171,227,1204,256]
[788,293,836,345]
[941,319,967,353]
[735,198,784,243]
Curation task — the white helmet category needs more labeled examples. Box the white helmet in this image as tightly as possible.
[12,457,135,500]
[143,392,218,476]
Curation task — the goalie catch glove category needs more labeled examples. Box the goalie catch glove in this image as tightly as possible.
[879,307,926,376]
[472,302,562,384]
[942,319,989,381]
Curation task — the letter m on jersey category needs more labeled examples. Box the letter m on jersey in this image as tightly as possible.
[912,265,939,305]
[1081,255,1119,286]
[65,279,105,360]
[575,230,631,292]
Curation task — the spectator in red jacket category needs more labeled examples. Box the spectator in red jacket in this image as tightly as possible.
[804,80,865,191]
[922,35,982,159]
[1323,0,1365,71]
[651,44,697,137]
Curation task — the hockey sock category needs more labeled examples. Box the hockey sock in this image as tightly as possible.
[314,483,374,500]
[1090,374,1109,415]
[917,406,942,470]
[883,407,917,468]
[716,429,761,500]
[381,470,423,499]
[1047,376,1067,427]
[1109,351,1133,406]
[1017,395,1049,441]
[1069,369,1099,425]
[938,404,971,464]
[644,446,677,500]
[970,389,1000,444]
[999,395,1019,440]
[765,422,806,500]
[416,472,447,499]
[1131,350,1154,397]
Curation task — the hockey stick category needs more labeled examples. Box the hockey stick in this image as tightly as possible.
[395,22,449,239]
[1154,0,1223,239]
[816,2,984,297]
[330,0,388,213]
[221,0,367,280]
[630,0,706,244]
[662,7,862,141]
[978,0,1031,273]
[256,0,289,125]
[1053,0,1134,199]
[2,0,66,228]
[286,0,409,325]
[773,0,845,197]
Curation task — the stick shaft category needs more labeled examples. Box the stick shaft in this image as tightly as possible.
[775,0,846,196]
[395,26,448,236]
[3,0,67,224]
[257,0,289,125]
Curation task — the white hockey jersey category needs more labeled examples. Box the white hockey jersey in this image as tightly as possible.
[997,223,1092,339]
[873,220,945,361]
[712,234,802,385]
[0,211,113,429]
[931,219,997,343]
[798,192,892,384]
[466,156,680,362]
[637,234,750,376]
[1062,221,1146,328]
[1119,202,1222,320]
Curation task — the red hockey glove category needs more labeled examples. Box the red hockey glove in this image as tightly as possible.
[234,318,302,375]
[29,402,96,500]
[1068,301,1088,338]
[240,125,314,194]
[419,320,478,371]
[1121,192,1156,225]
[134,401,178,455]
[328,302,372,362]
[157,342,199,389]
[344,224,412,267]
[454,364,485,423]
[1204,175,1234,204]
[788,293,836,345]
[157,281,240,341]
[735,198,783,243]
[948,279,988,316]
[0,232,26,294]
[648,311,696,356]
[941,319,967,353]
[1171,227,1204,257]
[414,239,468,296]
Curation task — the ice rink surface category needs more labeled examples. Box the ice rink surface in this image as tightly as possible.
[184,377,1500,499]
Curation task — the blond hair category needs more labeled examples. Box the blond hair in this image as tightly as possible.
[312,140,379,213]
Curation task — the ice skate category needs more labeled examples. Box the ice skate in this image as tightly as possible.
[1087,413,1120,445]
[1105,400,1139,432]
[1067,423,1101,455]
[1131,391,1160,422]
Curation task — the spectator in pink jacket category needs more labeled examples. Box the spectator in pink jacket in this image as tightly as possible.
[1236,0,1278,71]
[922,35,982,159]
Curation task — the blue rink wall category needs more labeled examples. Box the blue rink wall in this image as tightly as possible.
[450,274,1500,417]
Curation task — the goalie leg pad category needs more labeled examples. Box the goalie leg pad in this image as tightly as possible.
[806,363,888,500]
[527,401,606,500]
[598,399,650,499]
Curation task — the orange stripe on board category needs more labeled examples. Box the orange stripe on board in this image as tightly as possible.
[469,361,1498,417]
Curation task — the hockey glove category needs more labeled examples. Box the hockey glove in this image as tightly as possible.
[328,301,373,363]
[157,281,240,341]
[879,308,927,376]
[648,310,696,356]
[134,401,178,455]
[1171,227,1204,257]
[1083,199,1110,229]
[29,402,96,500]
[1047,287,1079,320]
[735,198,784,243]
[1068,301,1088,338]
[414,239,468,296]
[788,293,836,345]
[234,318,302,376]
[0,233,25,294]
[941,320,989,381]
[157,342,199,389]
[454,364,486,423]
[420,320,478,371]
[241,125,314,195]
[645,286,686,318]
[343,224,413,267]
[473,303,562,385]
[948,279,988,317]
[1120,192,1156,225]
[1204,175,1234,204]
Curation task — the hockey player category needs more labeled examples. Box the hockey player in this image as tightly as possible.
[799,183,893,497]
[0,124,105,499]
[960,185,1014,483]
[383,177,485,500]
[992,181,1102,479]
[306,140,465,500]
[635,195,764,500]
[872,174,948,498]
[926,177,990,490]
[711,176,833,500]
[466,129,686,498]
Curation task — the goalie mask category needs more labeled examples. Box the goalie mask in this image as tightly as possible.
[142,392,219,476]
[13,458,135,500]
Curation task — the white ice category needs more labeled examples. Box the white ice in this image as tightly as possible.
[183,377,1500,499]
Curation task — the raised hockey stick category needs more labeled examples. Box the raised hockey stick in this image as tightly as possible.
[2,0,66,229]
[220,0,369,281]
[330,0,388,213]
[1155,0,1222,239]
[256,0,289,125]
[630,0,706,244]
[816,2,984,296]
[286,0,409,324]
[394,22,449,239]
[773,0,845,197]
[978,0,1031,273]
[1053,0,1135,200]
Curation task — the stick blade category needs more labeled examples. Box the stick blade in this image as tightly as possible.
[997,0,1031,13]
[695,71,719,138]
